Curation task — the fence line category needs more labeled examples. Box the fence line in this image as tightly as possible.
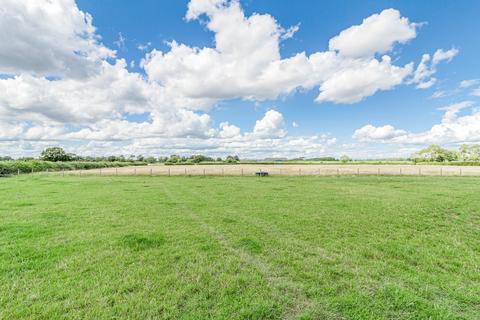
[18,165,480,177]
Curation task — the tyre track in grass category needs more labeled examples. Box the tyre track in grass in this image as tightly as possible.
[159,178,342,320]
[183,180,352,319]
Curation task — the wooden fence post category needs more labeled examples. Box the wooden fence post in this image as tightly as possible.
[168,168,170,177]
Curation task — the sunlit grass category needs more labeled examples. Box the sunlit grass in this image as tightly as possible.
[0,176,478,319]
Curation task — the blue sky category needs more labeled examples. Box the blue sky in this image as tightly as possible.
[1,0,479,158]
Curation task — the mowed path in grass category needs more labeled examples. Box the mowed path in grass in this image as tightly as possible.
[0,176,479,319]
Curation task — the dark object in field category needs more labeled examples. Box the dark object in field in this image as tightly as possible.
[255,171,269,177]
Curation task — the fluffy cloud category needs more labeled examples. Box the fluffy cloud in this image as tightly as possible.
[251,109,287,138]
[142,2,421,105]
[0,0,114,78]
[460,79,480,88]
[316,56,412,103]
[0,60,151,124]
[218,122,241,138]
[471,88,480,97]
[328,9,417,58]
[353,101,480,145]
[353,124,406,141]
[412,48,459,89]
[0,0,461,158]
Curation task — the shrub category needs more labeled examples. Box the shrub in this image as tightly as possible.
[0,160,146,176]
[40,147,72,162]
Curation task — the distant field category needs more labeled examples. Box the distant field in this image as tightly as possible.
[1,176,479,319]
[63,164,480,176]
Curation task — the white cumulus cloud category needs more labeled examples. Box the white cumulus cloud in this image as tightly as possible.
[0,0,114,78]
[252,110,287,138]
[329,9,417,58]
[353,124,407,141]
[0,0,463,158]
[353,101,480,145]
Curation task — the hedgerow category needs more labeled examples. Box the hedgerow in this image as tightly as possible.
[0,161,146,176]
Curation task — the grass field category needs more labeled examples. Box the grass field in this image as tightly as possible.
[1,176,479,319]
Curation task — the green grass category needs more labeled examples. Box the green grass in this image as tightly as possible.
[0,176,479,319]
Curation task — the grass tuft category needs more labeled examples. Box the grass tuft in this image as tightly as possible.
[121,234,165,251]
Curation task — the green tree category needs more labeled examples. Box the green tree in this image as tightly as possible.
[412,144,457,162]
[340,155,351,163]
[190,155,207,163]
[166,155,181,164]
[145,156,157,163]
[458,144,480,161]
[225,155,239,163]
[40,147,73,162]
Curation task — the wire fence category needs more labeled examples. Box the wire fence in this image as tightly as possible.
[21,165,480,177]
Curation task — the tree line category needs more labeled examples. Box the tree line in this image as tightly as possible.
[1,147,241,164]
[411,144,480,163]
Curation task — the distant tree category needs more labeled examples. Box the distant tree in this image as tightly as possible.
[225,155,239,163]
[190,155,206,163]
[166,155,181,164]
[412,144,457,162]
[340,155,351,163]
[458,144,480,161]
[0,156,13,161]
[67,153,80,161]
[308,157,336,161]
[40,147,73,162]
[145,156,157,163]
[216,157,223,162]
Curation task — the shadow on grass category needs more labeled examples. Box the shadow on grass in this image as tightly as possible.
[121,233,165,251]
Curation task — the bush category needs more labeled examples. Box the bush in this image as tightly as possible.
[40,147,72,162]
[0,160,146,176]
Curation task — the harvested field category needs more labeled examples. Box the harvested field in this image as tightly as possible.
[59,164,480,176]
